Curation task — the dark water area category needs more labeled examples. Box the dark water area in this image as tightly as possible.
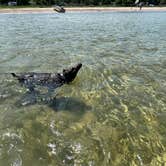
[0,12,166,165]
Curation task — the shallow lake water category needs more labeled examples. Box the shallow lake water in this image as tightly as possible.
[0,11,166,165]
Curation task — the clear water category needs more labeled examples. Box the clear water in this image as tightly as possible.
[0,12,166,166]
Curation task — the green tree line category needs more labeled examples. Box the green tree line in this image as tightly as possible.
[0,0,165,6]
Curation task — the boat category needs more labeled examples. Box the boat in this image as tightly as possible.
[53,5,65,13]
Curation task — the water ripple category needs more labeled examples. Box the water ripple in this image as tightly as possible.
[0,12,166,165]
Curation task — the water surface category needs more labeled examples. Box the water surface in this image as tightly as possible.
[0,12,166,166]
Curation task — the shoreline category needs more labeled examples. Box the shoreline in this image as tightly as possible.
[0,7,166,14]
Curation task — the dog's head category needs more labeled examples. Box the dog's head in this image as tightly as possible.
[63,63,82,83]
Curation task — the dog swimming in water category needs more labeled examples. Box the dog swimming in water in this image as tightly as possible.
[11,63,82,92]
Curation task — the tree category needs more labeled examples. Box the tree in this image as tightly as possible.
[17,0,30,5]
[0,0,165,6]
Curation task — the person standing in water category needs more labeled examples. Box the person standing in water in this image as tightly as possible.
[135,0,144,10]
[138,2,144,10]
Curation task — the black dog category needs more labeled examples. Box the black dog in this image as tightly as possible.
[11,63,82,92]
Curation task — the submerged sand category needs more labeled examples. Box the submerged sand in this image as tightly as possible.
[0,7,166,14]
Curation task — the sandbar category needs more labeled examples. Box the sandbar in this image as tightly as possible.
[0,7,166,14]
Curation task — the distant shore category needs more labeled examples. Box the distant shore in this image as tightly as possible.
[0,7,166,14]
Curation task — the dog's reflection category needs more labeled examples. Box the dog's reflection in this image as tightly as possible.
[16,91,91,112]
[49,96,91,112]
[16,90,55,106]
